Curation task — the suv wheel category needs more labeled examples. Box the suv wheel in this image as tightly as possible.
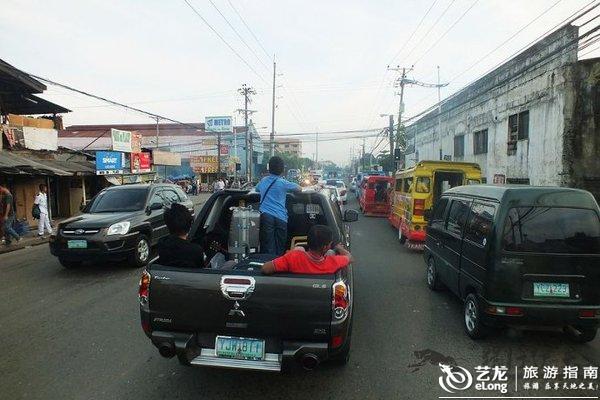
[564,325,597,343]
[426,257,442,291]
[129,234,150,267]
[59,258,81,269]
[464,293,487,339]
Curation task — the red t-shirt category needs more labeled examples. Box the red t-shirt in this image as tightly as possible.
[272,250,350,274]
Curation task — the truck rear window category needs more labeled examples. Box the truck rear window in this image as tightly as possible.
[502,207,600,254]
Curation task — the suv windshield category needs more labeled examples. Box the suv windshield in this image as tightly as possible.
[502,207,600,254]
[88,189,148,213]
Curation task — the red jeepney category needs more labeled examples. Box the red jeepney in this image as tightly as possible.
[359,176,393,217]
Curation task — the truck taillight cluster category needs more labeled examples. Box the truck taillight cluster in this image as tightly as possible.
[332,281,349,321]
[413,199,425,216]
[139,270,151,306]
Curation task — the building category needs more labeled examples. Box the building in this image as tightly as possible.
[404,24,600,199]
[274,138,302,157]
[0,58,98,225]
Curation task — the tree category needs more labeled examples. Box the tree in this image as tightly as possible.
[274,151,315,171]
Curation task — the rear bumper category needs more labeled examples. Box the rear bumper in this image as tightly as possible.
[362,203,390,216]
[480,298,600,328]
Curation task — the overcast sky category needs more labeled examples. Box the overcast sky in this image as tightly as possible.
[1,0,598,164]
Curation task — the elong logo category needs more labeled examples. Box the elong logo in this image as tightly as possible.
[438,363,473,393]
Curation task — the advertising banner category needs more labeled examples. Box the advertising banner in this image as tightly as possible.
[96,151,124,175]
[111,128,133,153]
[131,152,152,174]
[205,116,232,133]
[190,155,218,174]
[152,150,181,166]
[131,132,142,153]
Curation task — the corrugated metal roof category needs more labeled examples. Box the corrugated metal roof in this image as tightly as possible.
[0,151,93,176]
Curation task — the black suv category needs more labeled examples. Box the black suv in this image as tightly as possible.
[50,183,194,269]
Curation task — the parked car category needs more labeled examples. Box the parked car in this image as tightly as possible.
[50,183,194,269]
[423,185,600,342]
[139,189,359,372]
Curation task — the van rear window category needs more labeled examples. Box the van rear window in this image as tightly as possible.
[502,207,600,254]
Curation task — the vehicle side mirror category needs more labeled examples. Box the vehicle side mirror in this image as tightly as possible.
[147,202,163,212]
[344,209,359,222]
[424,209,432,221]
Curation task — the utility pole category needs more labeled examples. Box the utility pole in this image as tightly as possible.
[217,129,221,177]
[361,138,365,171]
[237,84,256,181]
[270,59,276,157]
[388,114,394,172]
[315,130,319,167]
[437,65,443,161]
[154,116,160,148]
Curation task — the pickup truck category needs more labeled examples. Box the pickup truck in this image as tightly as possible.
[138,189,359,372]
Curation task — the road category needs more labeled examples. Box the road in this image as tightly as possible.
[2,196,600,400]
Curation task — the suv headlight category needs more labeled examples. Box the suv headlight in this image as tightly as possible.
[107,221,131,236]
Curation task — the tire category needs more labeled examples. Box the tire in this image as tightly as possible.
[426,257,442,291]
[564,326,597,343]
[129,234,151,268]
[464,293,488,340]
[58,258,81,269]
[398,227,407,244]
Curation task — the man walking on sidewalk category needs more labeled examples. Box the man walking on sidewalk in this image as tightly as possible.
[34,184,53,237]
[0,184,21,245]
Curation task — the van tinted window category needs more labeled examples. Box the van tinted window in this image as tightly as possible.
[502,207,600,254]
[465,202,496,246]
[445,199,471,236]
[431,197,449,229]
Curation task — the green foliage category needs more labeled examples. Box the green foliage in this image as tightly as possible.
[274,151,315,171]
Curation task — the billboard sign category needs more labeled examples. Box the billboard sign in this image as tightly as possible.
[152,150,181,166]
[131,132,142,153]
[96,151,124,175]
[131,152,152,174]
[190,155,219,174]
[205,116,232,133]
[111,128,133,153]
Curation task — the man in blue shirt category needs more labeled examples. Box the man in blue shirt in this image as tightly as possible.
[256,156,301,255]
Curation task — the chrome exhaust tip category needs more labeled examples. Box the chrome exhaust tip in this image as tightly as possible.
[300,353,319,371]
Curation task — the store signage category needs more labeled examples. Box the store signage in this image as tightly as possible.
[190,155,219,174]
[131,152,152,174]
[131,132,142,153]
[205,116,232,133]
[96,151,124,175]
[152,150,181,166]
[111,128,133,153]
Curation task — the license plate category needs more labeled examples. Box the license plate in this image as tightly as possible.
[67,240,87,249]
[215,336,265,361]
[533,282,570,298]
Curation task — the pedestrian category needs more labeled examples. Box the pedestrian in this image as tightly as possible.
[34,184,53,238]
[0,184,21,245]
[256,156,302,255]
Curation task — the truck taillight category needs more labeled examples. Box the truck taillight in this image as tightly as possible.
[414,199,425,216]
[139,270,151,305]
[332,281,349,321]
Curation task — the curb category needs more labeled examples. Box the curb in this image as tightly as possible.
[0,237,50,255]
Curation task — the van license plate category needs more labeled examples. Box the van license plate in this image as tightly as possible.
[215,336,265,361]
[67,240,87,249]
[533,282,570,298]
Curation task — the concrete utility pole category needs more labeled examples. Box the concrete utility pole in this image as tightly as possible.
[237,84,256,181]
[154,116,160,148]
[388,114,394,172]
[270,60,276,157]
[361,138,366,171]
[315,130,319,167]
[437,65,443,160]
[217,129,221,176]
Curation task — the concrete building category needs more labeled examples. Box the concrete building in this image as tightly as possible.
[274,138,302,157]
[404,24,600,199]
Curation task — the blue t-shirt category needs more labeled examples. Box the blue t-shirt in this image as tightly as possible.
[256,174,300,222]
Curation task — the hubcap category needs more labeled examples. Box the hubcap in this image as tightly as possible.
[427,262,434,285]
[465,300,477,332]
[138,239,149,262]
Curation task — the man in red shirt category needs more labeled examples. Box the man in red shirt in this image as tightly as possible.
[261,225,353,275]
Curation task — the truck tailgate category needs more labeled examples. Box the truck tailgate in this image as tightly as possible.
[148,266,333,340]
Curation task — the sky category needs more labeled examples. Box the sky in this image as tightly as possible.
[1,0,599,165]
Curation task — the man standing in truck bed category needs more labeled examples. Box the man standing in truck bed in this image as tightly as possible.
[256,156,301,255]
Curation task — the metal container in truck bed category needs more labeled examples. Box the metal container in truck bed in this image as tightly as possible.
[138,189,359,372]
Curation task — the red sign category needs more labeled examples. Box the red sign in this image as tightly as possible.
[219,145,229,155]
[131,152,152,174]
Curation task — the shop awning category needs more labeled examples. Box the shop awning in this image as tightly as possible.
[0,151,72,176]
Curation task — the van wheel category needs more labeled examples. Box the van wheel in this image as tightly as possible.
[398,227,407,244]
[129,234,150,268]
[426,258,442,291]
[564,326,597,343]
[464,294,487,339]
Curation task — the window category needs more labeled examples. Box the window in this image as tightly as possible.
[149,190,164,206]
[508,110,529,155]
[454,135,464,158]
[473,129,488,155]
[88,189,148,213]
[416,177,430,193]
[175,187,188,201]
[395,178,403,191]
[445,199,471,236]
[403,177,413,192]
[467,179,481,185]
[518,110,529,140]
[464,202,496,246]
[431,197,449,229]
[162,189,180,205]
[502,207,600,254]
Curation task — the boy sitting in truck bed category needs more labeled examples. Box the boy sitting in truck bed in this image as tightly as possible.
[157,203,204,268]
[261,225,352,275]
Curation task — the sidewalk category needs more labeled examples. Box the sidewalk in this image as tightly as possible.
[0,193,213,256]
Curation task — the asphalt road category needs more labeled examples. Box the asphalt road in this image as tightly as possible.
[2,196,600,399]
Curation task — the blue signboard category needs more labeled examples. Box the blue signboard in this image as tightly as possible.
[96,151,124,175]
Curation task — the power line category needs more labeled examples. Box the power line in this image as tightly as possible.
[388,0,439,65]
[412,0,480,65]
[181,0,267,84]
[226,0,271,61]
